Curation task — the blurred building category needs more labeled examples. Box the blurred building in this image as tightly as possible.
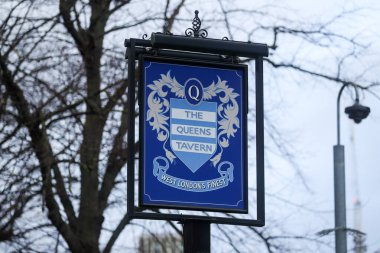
[138,234,183,253]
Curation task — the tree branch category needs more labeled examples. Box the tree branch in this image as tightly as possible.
[0,52,80,251]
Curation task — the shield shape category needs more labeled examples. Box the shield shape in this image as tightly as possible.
[170,98,217,173]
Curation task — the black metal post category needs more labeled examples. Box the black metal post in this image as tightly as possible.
[183,221,210,253]
[126,39,136,218]
[255,57,265,224]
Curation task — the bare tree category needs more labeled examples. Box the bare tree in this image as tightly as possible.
[0,0,378,252]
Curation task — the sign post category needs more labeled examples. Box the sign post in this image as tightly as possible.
[125,10,268,252]
[183,220,210,253]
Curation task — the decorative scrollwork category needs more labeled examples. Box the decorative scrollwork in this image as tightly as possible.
[185,10,208,38]
[198,29,208,38]
[185,28,195,37]
[142,34,149,40]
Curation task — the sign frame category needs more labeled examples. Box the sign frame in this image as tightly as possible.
[139,56,249,213]
[125,34,266,227]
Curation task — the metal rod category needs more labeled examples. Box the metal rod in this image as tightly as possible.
[148,49,226,62]
[126,39,136,218]
[333,145,347,253]
[151,33,269,58]
[255,57,265,223]
[128,47,228,62]
[183,221,210,253]
[132,212,265,226]
[124,38,151,48]
[336,84,347,145]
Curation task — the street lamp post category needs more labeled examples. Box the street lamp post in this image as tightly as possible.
[334,84,370,253]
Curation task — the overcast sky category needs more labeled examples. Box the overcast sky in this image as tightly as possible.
[264,0,380,251]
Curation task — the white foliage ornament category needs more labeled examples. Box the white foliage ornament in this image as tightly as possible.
[146,71,240,167]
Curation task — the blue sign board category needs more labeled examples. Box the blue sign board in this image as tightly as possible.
[140,57,248,213]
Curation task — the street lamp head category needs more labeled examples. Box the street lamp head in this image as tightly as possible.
[344,99,370,124]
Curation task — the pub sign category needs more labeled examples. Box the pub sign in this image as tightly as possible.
[140,57,248,213]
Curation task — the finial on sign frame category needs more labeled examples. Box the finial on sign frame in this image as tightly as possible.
[185,10,208,38]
